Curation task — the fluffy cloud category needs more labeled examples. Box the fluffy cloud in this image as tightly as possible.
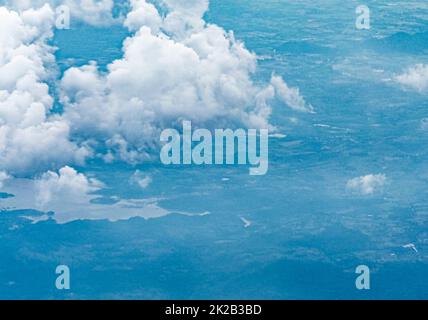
[0,0,313,223]
[36,166,102,207]
[347,174,386,195]
[0,5,88,175]
[60,0,312,163]
[2,0,116,26]
[0,0,313,174]
[124,0,162,32]
[395,64,428,92]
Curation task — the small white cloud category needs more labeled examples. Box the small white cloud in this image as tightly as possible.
[36,166,102,207]
[395,64,428,92]
[130,170,152,189]
[270,75,314,113]
[347,174,386,195]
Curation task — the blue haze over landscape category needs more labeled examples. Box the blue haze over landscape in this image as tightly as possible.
[0,0,428,299]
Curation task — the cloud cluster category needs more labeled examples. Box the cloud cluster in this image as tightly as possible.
[0,0,314,223]
[0,5,88,175]
[347,174,386,195]
[395,64,428,92]
[0,0,313,175]
[2,0,116,26]
[60,0,312,163]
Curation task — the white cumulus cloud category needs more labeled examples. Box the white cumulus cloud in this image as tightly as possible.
[0,5,89,175]
[346,174,386,195]
[0,0,313,174]
[35,166,103,207]
[60,0,312,163]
